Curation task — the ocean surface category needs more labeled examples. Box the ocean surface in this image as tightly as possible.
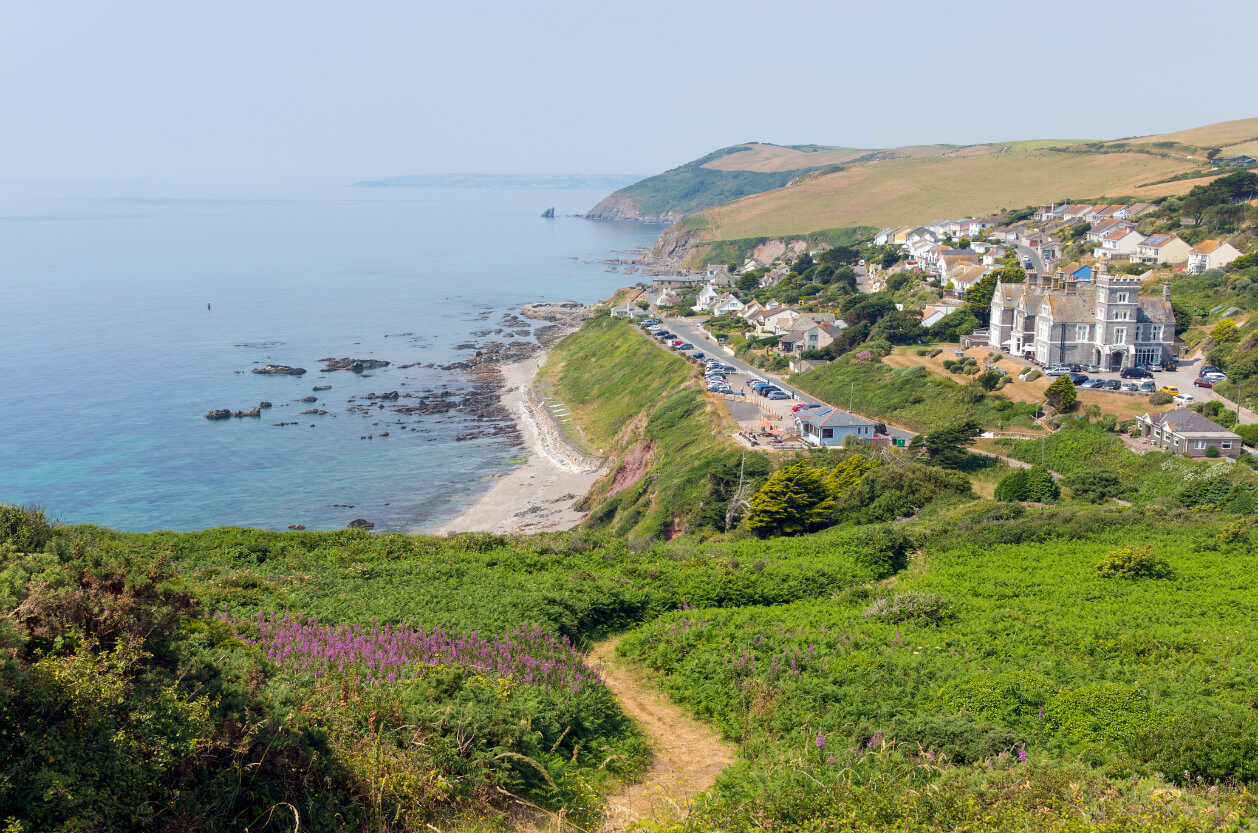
[0,180,660,532]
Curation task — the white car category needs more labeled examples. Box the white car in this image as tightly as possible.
[1042,366,1069,376]
[1173,393,1195,406]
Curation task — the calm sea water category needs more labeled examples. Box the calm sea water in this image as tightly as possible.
[0,180,659,532]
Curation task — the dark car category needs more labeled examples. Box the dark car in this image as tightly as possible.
[1193,377,1215,388]
[1068,373,1088,385]
[1119,367,1151,379]
[1200,365,1222,377]
[1067,364,1083,373]
[1082,379,1106,389]
[691,351,705,359]
[1103,379,1121,391]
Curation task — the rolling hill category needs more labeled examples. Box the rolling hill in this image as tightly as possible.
[590,117,1258,264]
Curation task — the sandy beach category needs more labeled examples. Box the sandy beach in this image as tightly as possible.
[433,350,607,535]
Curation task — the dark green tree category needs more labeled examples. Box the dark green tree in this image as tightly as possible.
[919,420,982,469]
[1065,470,1130,504]
[745,461,837,537]
[1045,375,1077,411]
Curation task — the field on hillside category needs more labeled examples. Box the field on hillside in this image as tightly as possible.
[698,149,1199,241]
[1120,116,1258,148]
[618,509,1258,832]
[698,144,868,173]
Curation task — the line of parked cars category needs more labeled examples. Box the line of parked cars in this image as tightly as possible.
[703,357,740,394]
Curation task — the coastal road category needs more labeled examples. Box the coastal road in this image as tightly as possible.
[660,317,916,443]
[1013,243,1046,276]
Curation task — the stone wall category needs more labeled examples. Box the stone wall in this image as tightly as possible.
[521,385,606,474]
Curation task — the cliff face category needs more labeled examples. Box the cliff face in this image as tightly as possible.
[584,192,681,224]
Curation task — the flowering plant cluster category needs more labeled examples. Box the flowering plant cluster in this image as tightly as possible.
[226,612,602,693]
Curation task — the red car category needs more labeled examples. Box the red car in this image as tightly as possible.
[1193,377,1214,388]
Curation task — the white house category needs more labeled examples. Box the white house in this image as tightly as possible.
[693,283,721,311]
[794,407,878,448]
[1187,239,1243,274]
[1092,228,1146,260]
[709,293,746,316]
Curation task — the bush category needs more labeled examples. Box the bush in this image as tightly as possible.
[1128,713,1258,784]
[840,464,972,523]
[862,591,953,625]
[746,462,836,538]
[1045,375,1077,410]
[848,526,911,578]
[1148,392,1173,405]
[0,504,51,552]
[994,467,1058,502]
[1096,545,1175,580]
[1063,470,1130,504]
[994,469,1028,502]
[886,713,1026,765]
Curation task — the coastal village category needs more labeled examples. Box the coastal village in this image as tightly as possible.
[609,177,1258,461]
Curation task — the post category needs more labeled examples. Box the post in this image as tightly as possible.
[850,382,854,412]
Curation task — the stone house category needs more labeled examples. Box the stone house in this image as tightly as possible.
[989,272,1175,369]
[1136,409,1242,458]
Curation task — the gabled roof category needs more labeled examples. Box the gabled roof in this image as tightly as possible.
[1103,227,1140,241]
[1140,234,1179,249]
[1190,239,1223,255]
[1044,294,1092,323]
[1146,408,1241,437]
[795,406,875,429]
[1136,297,1175,324]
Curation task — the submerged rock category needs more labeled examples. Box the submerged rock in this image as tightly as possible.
[252,364,306,375]
[347,518,374,530]
[319,357,391,373]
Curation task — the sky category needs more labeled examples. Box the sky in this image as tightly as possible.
[3,0,1256,183]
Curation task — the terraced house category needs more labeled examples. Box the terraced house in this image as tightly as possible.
[989,272,1175,369]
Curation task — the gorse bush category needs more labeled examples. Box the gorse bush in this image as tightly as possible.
[1095,545,1175,580]
[0,504,51,552]
[861,591,952,625]
[886,712,1026,765]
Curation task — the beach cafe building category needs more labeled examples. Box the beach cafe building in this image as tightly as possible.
[794,407,877,448]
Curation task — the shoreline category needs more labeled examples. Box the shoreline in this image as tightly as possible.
[432,348,607,536]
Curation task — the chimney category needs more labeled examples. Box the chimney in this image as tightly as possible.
[1163,280,1172,303]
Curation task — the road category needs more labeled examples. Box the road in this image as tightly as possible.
[660,317,916,443]
[1013,243,1045,276]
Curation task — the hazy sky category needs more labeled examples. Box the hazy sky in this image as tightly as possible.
[3,0,1255,182]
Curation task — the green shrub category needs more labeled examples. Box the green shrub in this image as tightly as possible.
[746,461,836,538]
[0,504,51,553]
[848,526,912,578]
[1095,545,1175,580]
[1063,470,1130,504]
[1148,392,1173,405]
[994,469,1028,502]
[1206,445,1221,458]
[886,713,1026,765]
[1129,713,1258,784]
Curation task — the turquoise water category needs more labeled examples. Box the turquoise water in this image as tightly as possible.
[0,181,659,532]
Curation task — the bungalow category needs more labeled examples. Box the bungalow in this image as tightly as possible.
[1214,155,1256,167]
[921,301,965,328]
[656,290,683,308]
[1085,219,1135,243]
[693,283,721,311]
[968,216,1002,236]
[1187,239,1243,274]
[1134,234,1192,265]
[793,406,878,448]
[925,218,955,236]
[1136,409,1242,458]
[1057,261,1093,282]
[981,246,1009,266]
[1119,203,1156,218]
[1059,204,1096,221]
[1084,204,1127,224]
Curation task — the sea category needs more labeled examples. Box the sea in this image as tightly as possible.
[0,179,660,533]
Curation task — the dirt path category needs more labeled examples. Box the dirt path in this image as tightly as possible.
[590,637,735,832]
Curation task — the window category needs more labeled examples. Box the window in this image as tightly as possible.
[1115,292,1130,303]
[1194,441,1207,450]
[1074,324,1089,341]
[1153,429,1161,439]
[1150,325,1163,341]
[1223,442,1233,449]
[1114,327,1126,344]
[822,428,833,439]
[1113,311,1130,321]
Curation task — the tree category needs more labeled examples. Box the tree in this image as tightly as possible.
[920,420,982,469]
[1045,375,1077,411]
[963,274,999,325]
[736,273,759,292]
[745,461,836,537]
[1211,318,1240,347]
[1207,147,1222,161]
[994,469,1029,502]
[838,464,972,523]
[875,309,926,345]
[1023,467,1059,502]
[824,453,882,498]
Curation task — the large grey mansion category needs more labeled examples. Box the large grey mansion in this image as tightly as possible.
[989,273,1175,370]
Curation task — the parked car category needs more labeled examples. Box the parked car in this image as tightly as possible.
[766,391,791,400]
[1173,393,1195,406]
[1121,382,1139,392]
[1042,365,1068,376]
[1139,380,1156,392]
[1201,365,1222,376]
[1160,385,1179,395]
[1083,364,1101,373]
[1068,373,1089,385]
[1193,377,1215,388]
[676,342,694,350]
[1082,379,1106,389]
[1067,364,1083,373]
[1203,372,1227,382]
[1148,363,1164,372]
[1102,379,1121,391]
[691,352,705,359]
[1120,367,1151,379]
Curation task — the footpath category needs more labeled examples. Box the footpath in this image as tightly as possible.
[591,638,734,831]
